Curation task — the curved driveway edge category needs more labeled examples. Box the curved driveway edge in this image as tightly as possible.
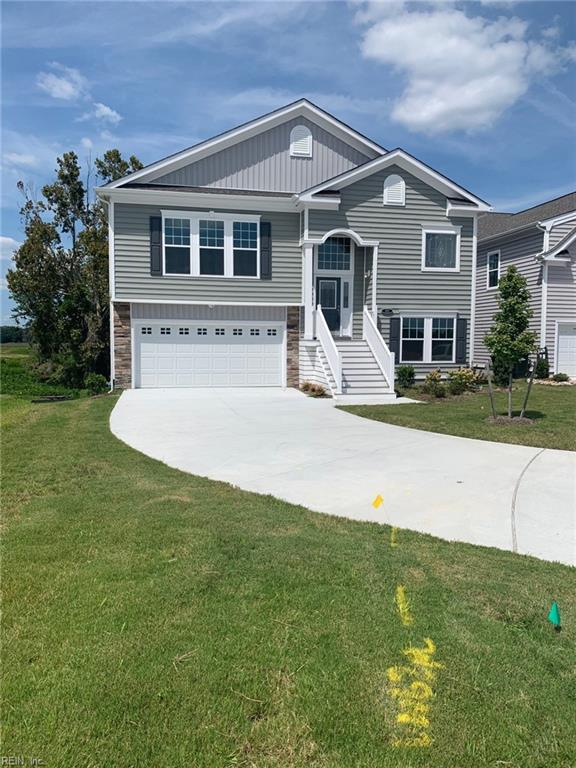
[110,388,576,566]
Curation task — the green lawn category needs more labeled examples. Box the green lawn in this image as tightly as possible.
[342,381,576,451]
[2,347,576,767]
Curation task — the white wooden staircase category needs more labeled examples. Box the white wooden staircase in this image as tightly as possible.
[314,306,397,405]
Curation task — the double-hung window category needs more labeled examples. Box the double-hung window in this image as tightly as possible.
[164,217,191,274]
[401,317,455,363]
[199,220,225,275]
[162,212,260,278]
[233,221,258,276]
[422,227,461,271]
[487,250,500,289]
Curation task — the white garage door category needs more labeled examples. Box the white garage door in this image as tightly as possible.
[135,322,284,388]
[557,323,576,376]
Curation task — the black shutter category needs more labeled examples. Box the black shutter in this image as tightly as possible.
[260,221,272,280]
[455,318,467,364]
[389,317,401,360]
[150,216,162,276]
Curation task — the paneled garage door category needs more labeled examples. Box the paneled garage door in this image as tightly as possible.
[557,323,576,377]
[135,322,284,387]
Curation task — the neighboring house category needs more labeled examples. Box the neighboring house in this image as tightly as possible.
[96,99,491,403]
[475,192,576,377]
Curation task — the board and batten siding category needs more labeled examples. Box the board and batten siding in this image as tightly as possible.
[150,117,372,193]
[545,251,576,372]
[548,217,576,249]
[474,229,544,366]
[113,203,302,304]
[308,165,474,374]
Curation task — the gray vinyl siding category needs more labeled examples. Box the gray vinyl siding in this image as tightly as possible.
[114,203,302,304]
[474,229,544,366]
[548,218,576,248]
[131,304,286,322]
[352,247,372,338]
[151,117,371,193]
[309,165,473,374]
[545,251,576,372]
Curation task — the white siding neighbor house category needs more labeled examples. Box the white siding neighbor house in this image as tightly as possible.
[475,192,576,376]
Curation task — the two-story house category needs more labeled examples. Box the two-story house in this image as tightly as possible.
[96,99,491,403]
[474,192,576,377]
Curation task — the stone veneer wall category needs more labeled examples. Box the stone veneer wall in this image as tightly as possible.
[113,302,132,389]
[286,306,300,388]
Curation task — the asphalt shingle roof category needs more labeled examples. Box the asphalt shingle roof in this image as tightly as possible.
[478,192,576,241]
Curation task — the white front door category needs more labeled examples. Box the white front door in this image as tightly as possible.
[134,322,284,387]
[557,323,576,376]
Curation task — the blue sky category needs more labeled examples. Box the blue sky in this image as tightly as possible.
[2,0,576,322]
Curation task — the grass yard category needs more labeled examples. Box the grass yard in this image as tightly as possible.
[342,381,576,451]
[2,346,576,767]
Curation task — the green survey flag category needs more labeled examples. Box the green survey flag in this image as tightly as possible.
[547,601,561,629]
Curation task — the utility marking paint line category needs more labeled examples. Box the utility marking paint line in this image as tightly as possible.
[390,527,399,548]
[386,638,443,748]
[372,494,384,509]
[394,585,413,626]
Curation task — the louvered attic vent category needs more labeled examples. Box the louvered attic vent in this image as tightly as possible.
[383,174,405,206]
[290,125,312,157]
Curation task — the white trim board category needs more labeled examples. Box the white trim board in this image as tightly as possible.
[100,100,385,189]
[96,187,297,213]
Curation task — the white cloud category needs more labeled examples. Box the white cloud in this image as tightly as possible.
[358,4,576,134]
[36,62,89,101]
[78,102,122,125]
[0,236,21,262]
[2,152,38,169]
[81,137,93,150]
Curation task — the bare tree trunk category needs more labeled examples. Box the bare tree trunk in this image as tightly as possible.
[508,369,513,418]
[520,356,537,418]
[486,365,497,419]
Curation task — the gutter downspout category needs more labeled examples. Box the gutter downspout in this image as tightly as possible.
[537,221,549,349]
[107,198,115,392]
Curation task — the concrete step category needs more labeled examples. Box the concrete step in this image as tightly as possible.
[335,392,397,405]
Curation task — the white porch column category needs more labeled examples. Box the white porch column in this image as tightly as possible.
[371,244,378,320]
[303,243,315,339]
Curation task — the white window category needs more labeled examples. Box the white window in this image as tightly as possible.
[290,125,312,157]
[317,237,351,271]
[383,174,405,206]
[400,317,456,363]
[164,218,191,275]
[487,250,500,289]
[161,211,260,278]
[421,227,461,272]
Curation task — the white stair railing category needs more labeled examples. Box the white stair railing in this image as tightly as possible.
[315,306,342,394]
[363,305,395,389]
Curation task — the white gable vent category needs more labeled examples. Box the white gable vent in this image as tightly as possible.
[290,125,312,157]
[383,174,405,206]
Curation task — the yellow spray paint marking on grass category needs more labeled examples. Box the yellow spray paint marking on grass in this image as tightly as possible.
[394,585,413,626]
[386,638,443,748]
[372,494,384,509]
[390,527,399,548]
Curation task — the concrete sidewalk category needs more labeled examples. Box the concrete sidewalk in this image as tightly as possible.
[110,388,576,566]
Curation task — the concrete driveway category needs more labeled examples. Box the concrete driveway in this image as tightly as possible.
[110,388,575,566]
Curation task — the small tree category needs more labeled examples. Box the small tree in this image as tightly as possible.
[484,266,537,418]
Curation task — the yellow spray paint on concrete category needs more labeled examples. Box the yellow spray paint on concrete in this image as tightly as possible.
[395,585,413,627]
[372,494,384,509]
[386,638,443,748]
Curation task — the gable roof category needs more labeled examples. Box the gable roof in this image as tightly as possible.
[104,99,386,189]
[478,191,576,241]
[538,226,576,261]
[297,148,491,210]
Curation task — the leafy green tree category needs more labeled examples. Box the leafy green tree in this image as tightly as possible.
[484,266,537,418]
[7,148,141,387]
[95,149,143,184]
